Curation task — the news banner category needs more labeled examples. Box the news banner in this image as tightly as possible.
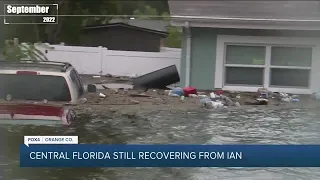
[20,136,320,167]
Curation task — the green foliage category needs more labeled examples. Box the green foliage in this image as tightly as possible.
[161,12,170,20]
[165,26,182,48]
[133,5,159,19]
[2,38,52,61]
[4,1,182,48]
[132,4,182,48]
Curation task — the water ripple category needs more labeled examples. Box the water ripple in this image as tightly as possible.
[2,108,320,179]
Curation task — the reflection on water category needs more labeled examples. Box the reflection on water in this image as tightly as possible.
[2,108,320,180]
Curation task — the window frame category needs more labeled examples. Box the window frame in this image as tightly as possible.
[223,44,312,88]
[269,46,312,88]
[70,69,84,97]
[224,44,267,87]
[215,35,319,94]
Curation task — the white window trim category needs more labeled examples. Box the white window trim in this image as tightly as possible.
[215,35,320,94]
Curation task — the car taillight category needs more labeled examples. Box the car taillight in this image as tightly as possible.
[16,71,39,75]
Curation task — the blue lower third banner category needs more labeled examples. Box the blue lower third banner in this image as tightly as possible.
[20,145,320,167]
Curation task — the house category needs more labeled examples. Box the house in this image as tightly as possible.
[81,19,169,52]
[169,1,320,94]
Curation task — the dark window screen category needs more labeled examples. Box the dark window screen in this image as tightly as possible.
[0,74,71,101]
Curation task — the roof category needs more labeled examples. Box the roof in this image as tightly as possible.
[109,18,170,32]
[169,1,320,30]
[83,22,169,37]
[0,61,72,72]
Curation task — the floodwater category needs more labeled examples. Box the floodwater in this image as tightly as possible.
[2,107,320,180]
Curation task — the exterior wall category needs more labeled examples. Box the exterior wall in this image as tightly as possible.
[36,44,180,77]
[81,26,164,52]
[189,29,217,90]
[180,27,320,91]
[179,28,187,87]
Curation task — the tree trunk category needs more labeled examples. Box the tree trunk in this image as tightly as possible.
[33,19,40,42]
[44,0,70,44]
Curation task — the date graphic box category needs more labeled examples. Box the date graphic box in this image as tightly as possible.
[4,4,58,24]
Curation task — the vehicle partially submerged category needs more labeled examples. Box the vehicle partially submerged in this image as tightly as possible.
[0,61,87,125]
[0,101,76,125]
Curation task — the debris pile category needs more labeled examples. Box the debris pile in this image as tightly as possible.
[165,86,238,109]
[82,72,308,113]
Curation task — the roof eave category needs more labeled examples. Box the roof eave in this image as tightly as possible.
[84,23,169,36]
[171,18,320,31]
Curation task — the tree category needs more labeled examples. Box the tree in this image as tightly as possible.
[165,26,182,48]
[133,5,159,19]
[2,38,52,61]
[133,5,182,48]
[3,0,182,48]
[4,0,123,45]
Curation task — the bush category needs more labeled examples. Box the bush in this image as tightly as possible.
[2,38,52,61]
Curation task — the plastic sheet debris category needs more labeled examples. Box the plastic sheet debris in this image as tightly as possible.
[189,94,198,98]
[171,87,184,96]
[130,100,139,104]
[245,98,268,105]
[204,101,224,109]
[234,102,241,107]
[200,95,225,109]
[256,98,269,105]
[79,98,87,104]
[198,95,208,98]
[279,93,300,102]
[168,90,180,97]
[210,92,216,99]
[315,91,320,99]
[208,101,224,109]
[281,97,300,102]
[221,95,234,106]
[281,97,291,102]
[200,97,211,106]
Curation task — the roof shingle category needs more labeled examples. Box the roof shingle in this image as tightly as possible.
[168,1,320,20]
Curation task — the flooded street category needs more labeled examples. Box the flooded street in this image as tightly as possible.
[2,107,320,180]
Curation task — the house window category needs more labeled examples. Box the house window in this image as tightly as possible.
[223,45,312,88]
[270,47,312,88]
[216,35,317,93]
[224,45,265,86]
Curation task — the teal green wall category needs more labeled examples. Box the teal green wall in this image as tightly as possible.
[189,29,217,90]
[179,28,187,87]
[179,28,320,90]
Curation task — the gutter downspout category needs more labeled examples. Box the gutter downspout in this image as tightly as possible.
[185,21,191,87]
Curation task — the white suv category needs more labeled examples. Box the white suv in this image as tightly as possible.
[0,61,85,103]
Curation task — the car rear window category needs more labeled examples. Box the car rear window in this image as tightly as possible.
[0,74,71,101]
